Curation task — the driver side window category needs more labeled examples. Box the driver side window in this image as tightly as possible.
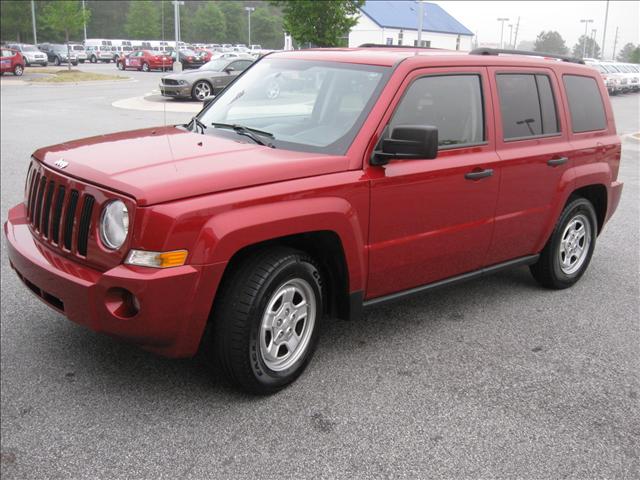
[390,74,485,149]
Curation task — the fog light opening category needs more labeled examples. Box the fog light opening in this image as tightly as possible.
[105,288,140,319]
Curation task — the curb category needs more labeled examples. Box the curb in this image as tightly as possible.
[112,92,201,113]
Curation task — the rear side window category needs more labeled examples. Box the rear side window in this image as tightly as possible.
[496,74,560,140]
[563,75,607,133]
[390,74,484,148]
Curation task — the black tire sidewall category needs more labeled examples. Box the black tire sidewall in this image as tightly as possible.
[549,199,598,286]
[248,256,323,390]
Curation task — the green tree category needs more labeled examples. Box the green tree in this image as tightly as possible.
[124,0,160,40]
[184,2,226,43]
[533,31,568,55]
[630,47,640,64]
[40,0,90,69]
[85,0,128,39]
[219,1,246,44]
[252,7,283,49]
[272,0,362,47]
[0,0,34,43]
[572,34,600,59]
[617,42,637,62]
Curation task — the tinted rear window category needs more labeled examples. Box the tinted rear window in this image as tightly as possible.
[496,74,559,140]
[563,75,606,133]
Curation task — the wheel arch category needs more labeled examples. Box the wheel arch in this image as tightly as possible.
[191,79,213,99]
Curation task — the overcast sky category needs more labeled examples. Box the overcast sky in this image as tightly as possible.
[435,1,639,56]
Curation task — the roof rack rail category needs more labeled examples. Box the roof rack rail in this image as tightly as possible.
[358,43,442,50]
[469,47,584,64]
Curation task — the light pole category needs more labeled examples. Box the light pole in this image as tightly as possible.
[580,19,593,58]
[173,0,184,71]
[590,28,597,57]
[497,18,509,49]
[31,0,37,45]
[508,24,513,49]
[245,6,255,46]
[81,0,87,42]
[417,0,424,47]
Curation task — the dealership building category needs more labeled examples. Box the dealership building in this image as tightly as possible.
[349,1,474,51]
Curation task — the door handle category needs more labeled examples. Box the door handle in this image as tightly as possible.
[464,168,494,180]
[547,157,568,167]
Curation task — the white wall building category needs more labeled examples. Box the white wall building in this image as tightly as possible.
[349,1,474,51]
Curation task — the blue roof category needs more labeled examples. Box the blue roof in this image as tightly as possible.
[360,1,474,36]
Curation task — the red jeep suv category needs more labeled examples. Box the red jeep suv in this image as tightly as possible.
[5,47,623,394]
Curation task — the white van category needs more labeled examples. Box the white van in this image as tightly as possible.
[84,39,114,63]
[111,39,134,60]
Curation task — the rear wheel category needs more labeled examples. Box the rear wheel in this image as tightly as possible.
[141,62,150,72]
[192,80,212,101]
[54,56,60,66]
[13,64,23,76]
[90,55,97,63]
[530,197,598,289]
[205,247,323,394]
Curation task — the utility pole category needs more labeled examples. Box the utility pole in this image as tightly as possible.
[580,19,593,58]
[611,26,618,61]
[601,0,609,60]
[513,17,520,50]
[173,0,184,71]
[417,0,424,47]
[31,0,37,45]
[590,29,597,57]
[508,24,513,49]
[497,17,509,49]
[245,6,255,46]
[81,0,87,42]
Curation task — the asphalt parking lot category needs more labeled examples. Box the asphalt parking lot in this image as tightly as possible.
[1,62,639,479]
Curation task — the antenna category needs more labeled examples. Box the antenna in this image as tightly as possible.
[161,0,166,128]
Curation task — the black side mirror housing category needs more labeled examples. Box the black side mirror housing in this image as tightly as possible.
[224,67,235,74]
[371,125,438,165]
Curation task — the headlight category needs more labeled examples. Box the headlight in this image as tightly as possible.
[178,80,187,85]
[100,200,129,249]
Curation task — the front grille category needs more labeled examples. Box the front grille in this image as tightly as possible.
[26,169,95,257]
[162,78,179,85]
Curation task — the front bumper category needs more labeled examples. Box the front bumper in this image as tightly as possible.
[5,203,226,358]
[160,83,192,97]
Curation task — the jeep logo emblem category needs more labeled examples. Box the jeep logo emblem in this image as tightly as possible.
[54,159,69,169]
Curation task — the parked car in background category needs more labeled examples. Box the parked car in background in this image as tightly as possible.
[85,45,113,63]
[160,56,254,100]
[116,49,172,72]
[68,43,88,63]
[171,48,205,69]
[587,62,619,94]
[7,43,47,66]
[39,44,78,66]
[0,48,25,76]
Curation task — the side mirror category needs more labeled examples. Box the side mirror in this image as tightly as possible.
[224,67,235,74]
[371,125,438,165]
[203,96,215,108]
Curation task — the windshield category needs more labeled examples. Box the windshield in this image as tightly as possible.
[201,59,228,71]
[198,59,389,154]
[71,45,84,51]
[23,45,38,52]
[181,49,197,56]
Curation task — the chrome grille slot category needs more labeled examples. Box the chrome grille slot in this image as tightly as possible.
[33,176,46,231]
[51,186,66,244]
[63,190,79,251]
[41,181,55,238]
[77,195,95,256]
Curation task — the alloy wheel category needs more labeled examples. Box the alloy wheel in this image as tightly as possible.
[558,213,592,275]
[193,81,211,101]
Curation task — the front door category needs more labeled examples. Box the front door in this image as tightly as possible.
[367,67,500,299]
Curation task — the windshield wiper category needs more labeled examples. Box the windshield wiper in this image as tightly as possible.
[211,122,275,147]
[189,116,207,134]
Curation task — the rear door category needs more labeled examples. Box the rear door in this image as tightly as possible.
[367,67,501,299]
[485,67,573,265]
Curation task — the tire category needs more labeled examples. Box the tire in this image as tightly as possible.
[42,62,48,67]
[192,80,212,101]
[530,197,598,289]
[141,62,150,72]
[13,64,23,76]
[90,55,97,63]
[117,61,124,71]
[205,247,323,394]
[79,60,85,64]
[54,56,60,66]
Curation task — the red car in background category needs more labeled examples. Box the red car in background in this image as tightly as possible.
[0,48,25,76]
[116,49,172,72]
[195,49,214,62]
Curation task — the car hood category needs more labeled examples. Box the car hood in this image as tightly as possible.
[33,126,348,206]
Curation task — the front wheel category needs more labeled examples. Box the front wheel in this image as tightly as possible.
[54,57,60,66]
[90,55,97,63]
[141,62,150,72]
[192,80,212,101]
[530,197,598,289]
[13,64,24,76]
[206,248,323,394]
